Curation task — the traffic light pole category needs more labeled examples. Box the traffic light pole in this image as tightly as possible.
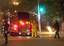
[38,0,41,32]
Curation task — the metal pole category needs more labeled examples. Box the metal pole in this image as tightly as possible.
[38,0,41,32]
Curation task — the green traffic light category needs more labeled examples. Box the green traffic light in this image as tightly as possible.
[39,8,44,12]
[39,4,46,14]
[35,3,46,14]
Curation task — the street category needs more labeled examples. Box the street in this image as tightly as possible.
[0,0,64,46]
[0,35,64,46]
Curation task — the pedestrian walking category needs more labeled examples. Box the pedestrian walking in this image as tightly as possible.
[53,20,60,38]
[3,16,9,45]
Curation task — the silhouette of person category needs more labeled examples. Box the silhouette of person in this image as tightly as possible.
[54,20,60,38]
[3,16,9,45]
[32,21,37,38]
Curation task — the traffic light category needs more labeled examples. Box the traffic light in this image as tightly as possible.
[38,3,46,14]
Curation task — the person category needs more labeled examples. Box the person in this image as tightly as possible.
[3,16,9,45]
[32,21,37,38]
[54,20,60,38]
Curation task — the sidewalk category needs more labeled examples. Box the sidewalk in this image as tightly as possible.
[38,31,64,38]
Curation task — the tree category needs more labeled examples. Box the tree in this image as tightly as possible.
[45,0,63,23]
[0,0,38,11]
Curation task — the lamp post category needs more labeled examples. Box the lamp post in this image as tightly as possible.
[12,1,20,12]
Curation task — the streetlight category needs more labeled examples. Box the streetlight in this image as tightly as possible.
[12,1,20,13]
[12,1,19,6]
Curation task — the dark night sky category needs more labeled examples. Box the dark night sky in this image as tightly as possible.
[0,0,37,11]
[0,0,9,6]
[0,0,64,12]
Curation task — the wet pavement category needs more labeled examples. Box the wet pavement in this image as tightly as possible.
[0,36,64,46]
